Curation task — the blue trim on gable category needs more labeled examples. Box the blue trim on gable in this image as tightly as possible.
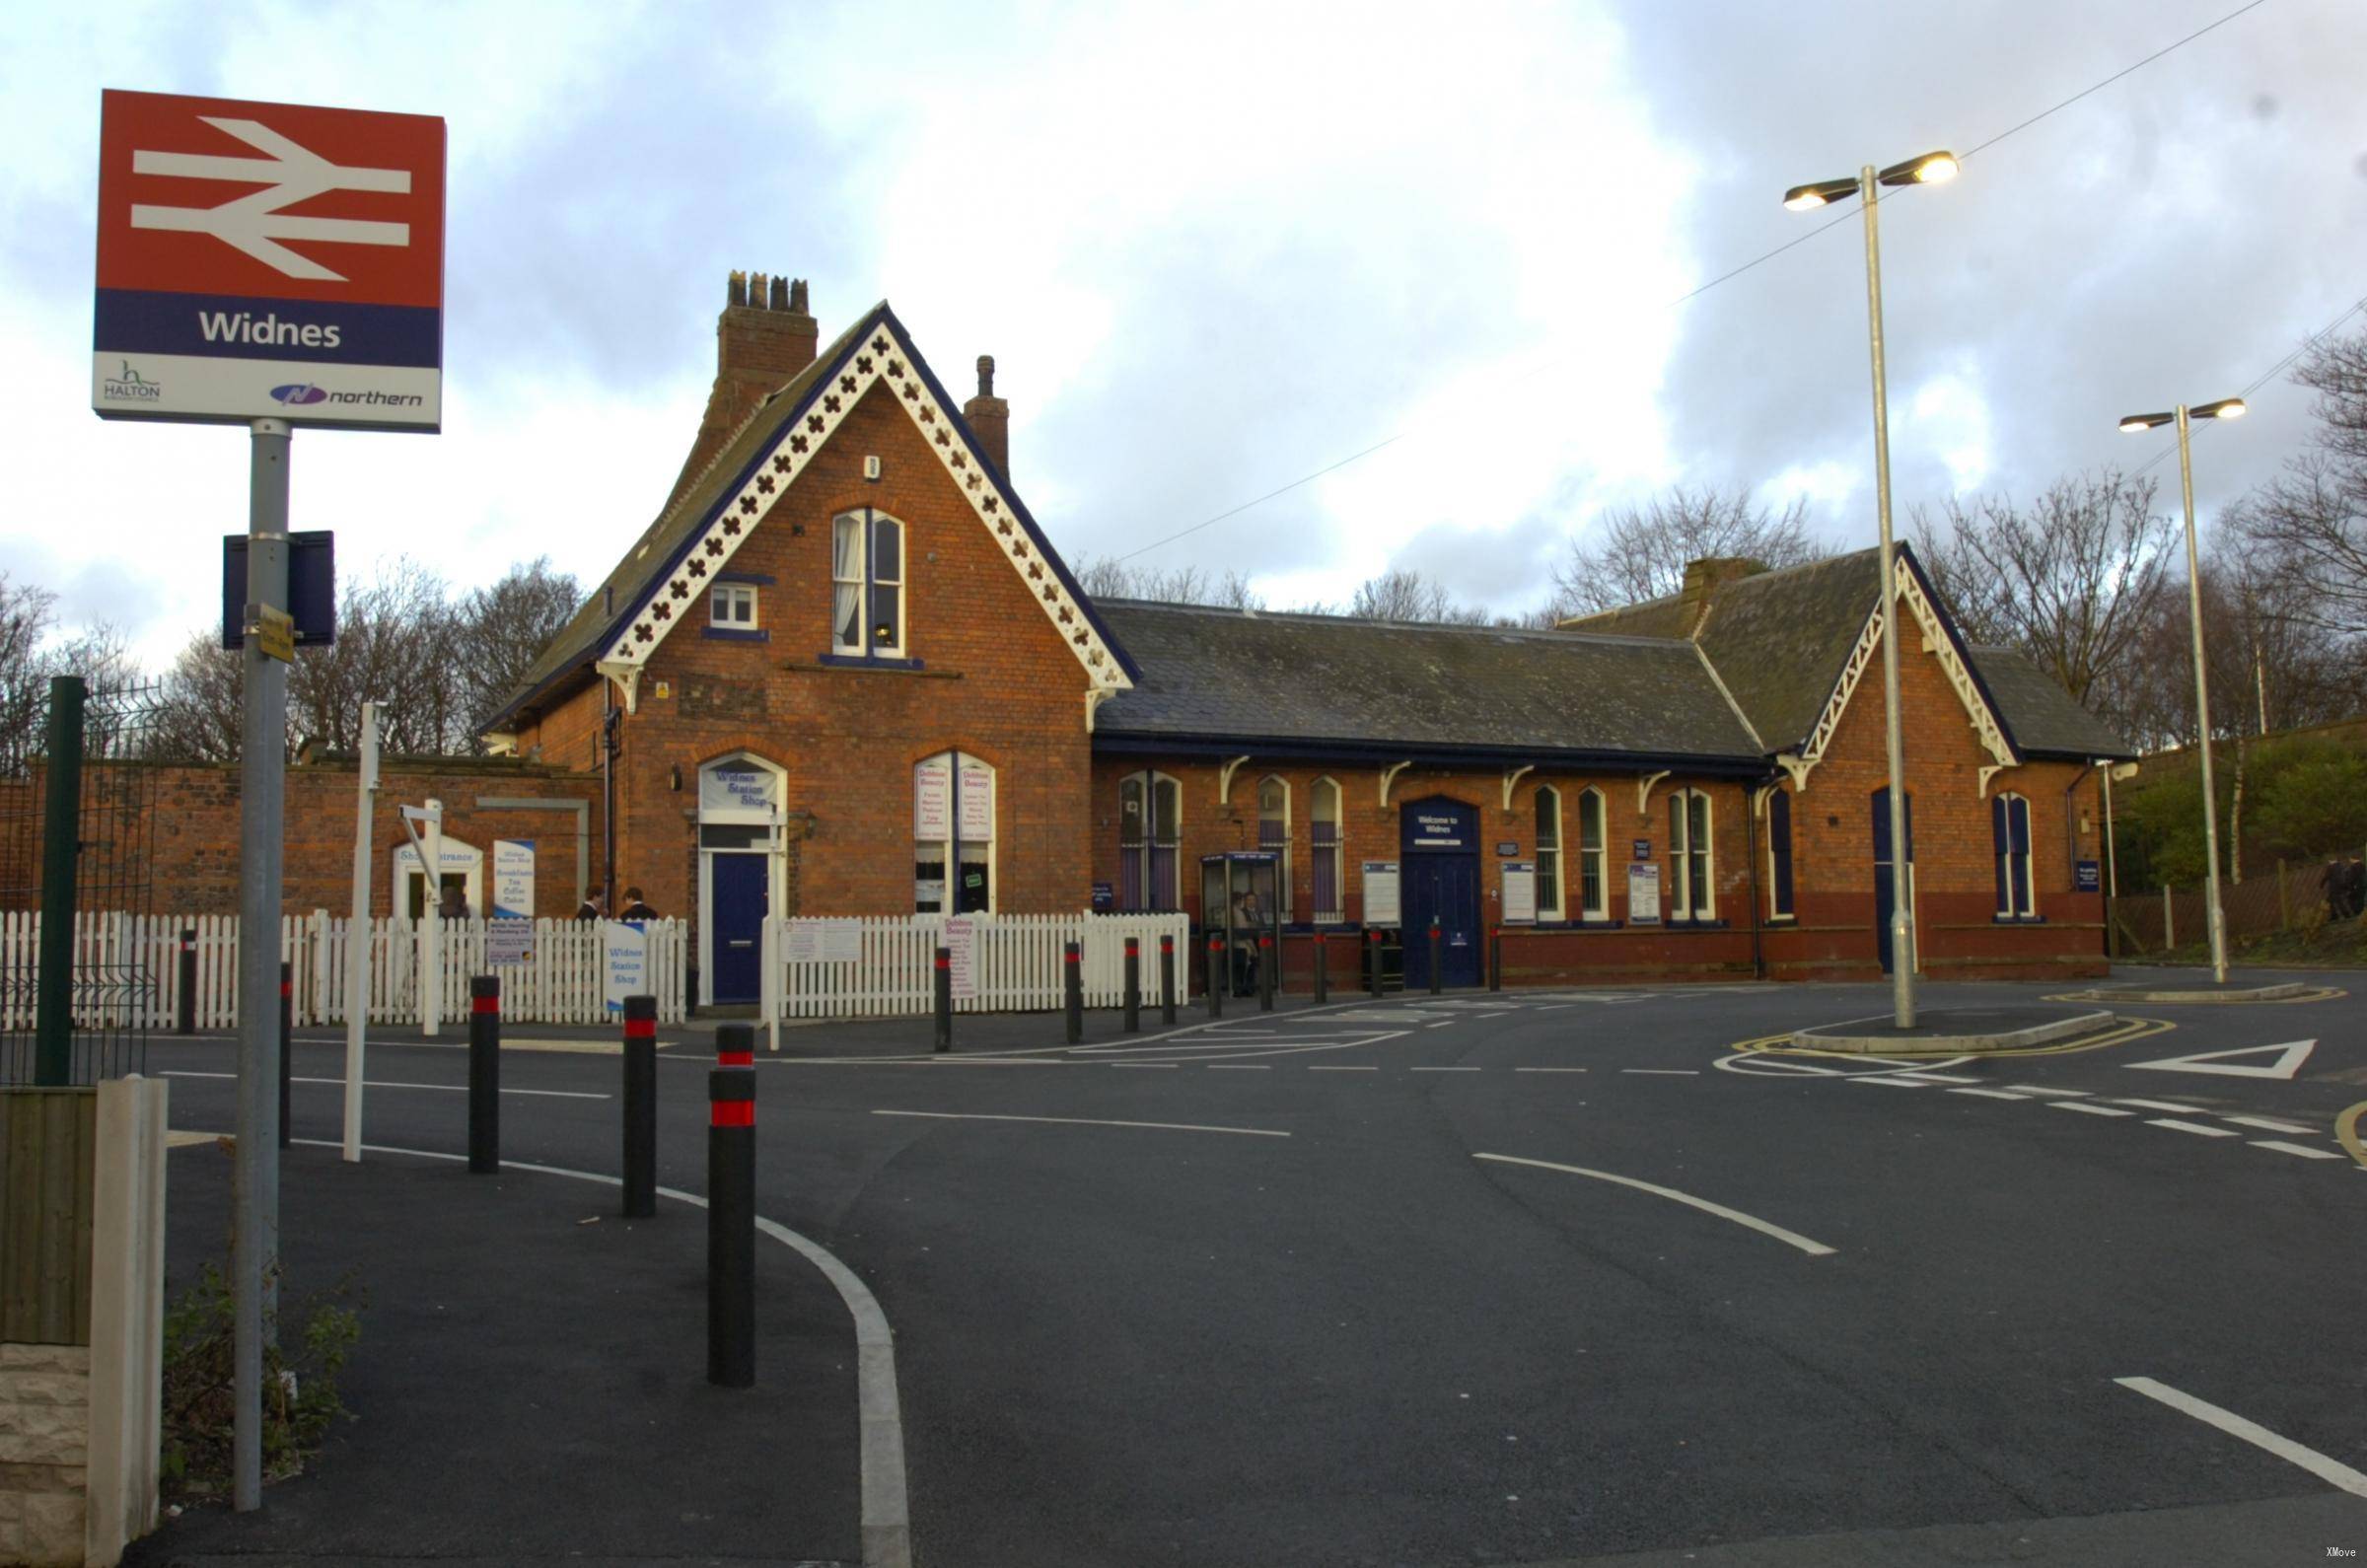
[877,306,1143,684]
[714,570,776,586]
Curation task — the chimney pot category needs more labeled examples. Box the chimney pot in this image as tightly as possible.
[964,352,1011,479]
[789,278,809,314]
[977,355,995,397]
[769,275,789,310]
[728,270,748,308]
[663,271,822,513]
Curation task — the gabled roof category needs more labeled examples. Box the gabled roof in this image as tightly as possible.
[1092,602,1762,766]
[489,303,1134,731]
[1693,550,1887,752]
[1967,645,2135,759]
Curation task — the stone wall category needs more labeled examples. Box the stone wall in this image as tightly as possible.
[0,1342,89,1566]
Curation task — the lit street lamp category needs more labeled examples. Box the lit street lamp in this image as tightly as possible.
[1784,149,1958,1030]
[2119,396,2247,984]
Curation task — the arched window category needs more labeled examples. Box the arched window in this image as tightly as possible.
[1118,770,1182,911]
[1535,786,1563,919]
[1765,789,1795,920]
[914,750,993,913]
[832,509,905,657]
[1310,777,1343,922]
[1992,792,2034,918]
[1257,776,1292,919]
[1669,788,1715,921]
[1576,788,1608,919]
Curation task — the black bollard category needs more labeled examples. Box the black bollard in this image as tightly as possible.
[622,994,657,1219]
[468,974,500,1173]
[176,928,196,1035]
[278,962,293,1149]
[707,1068,755,1389]
[1206,935,1224,1018]
[1428,921,1442,996]
[1257,932,1274,1012]
[933,945,953,1054]
[1489,927,1502,993]
[1123,937,1141,1033]
[1063,940,1084,1043]
[1367,929,1383,998]
[716,1021,754,1068]
[1159,934,1177,1026]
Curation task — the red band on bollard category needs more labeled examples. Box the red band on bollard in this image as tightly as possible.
[719,1054,753,1068]
[624,1019,656,1038]
[280,980,292,996]
[1257,935,1271,949]
[1065,952,1080,966]
[710,1101,754,1128]
[471,996,499,1015]
[935,952,950,970]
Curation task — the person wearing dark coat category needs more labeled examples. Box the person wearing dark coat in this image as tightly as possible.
[617,887,659,920]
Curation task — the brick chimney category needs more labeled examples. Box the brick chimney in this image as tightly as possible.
[964,355,1009,479]
[1676,556,1764,637]
[663,271,820,513]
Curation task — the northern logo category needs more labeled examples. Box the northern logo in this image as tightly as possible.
[270,383,330,406]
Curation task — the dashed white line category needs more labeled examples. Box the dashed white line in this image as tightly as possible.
[872,1109,1290,1138]
[2251,1139,2345,1161]
[1309,1065,1379,1071]
[1514,1067,1589,1074]
[1410,1066,1480,1073]
[2049,1101,2135,1117]
[2226,1114,2318,1135]
[2116,1377,2367,1498]
[1888,1072,1982,1085]
[2114,1098,2215,1115]
[1207,1064,1272,1071]
[1109,1063,1178,1069]
[1622,1069,1699,1076]
[1847,1076,1925,1089]
[1475,1152,1836,1257]
[1948,1088,2031,1102]
[2146,1118,2240,1138]
[2008,1085,2091,1097]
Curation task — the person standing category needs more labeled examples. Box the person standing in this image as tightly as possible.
[618,887,658,920]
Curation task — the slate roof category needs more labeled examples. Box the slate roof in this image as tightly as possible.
[1967,645,2135,759]
[1693,550,1886,751]
[1092,602,1762,764]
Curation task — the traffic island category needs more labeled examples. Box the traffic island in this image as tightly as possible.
[1792,1006,2120,1055]
[2056,978,2318,1004]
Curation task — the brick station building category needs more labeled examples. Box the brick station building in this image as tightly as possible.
[485,274,2133,1005]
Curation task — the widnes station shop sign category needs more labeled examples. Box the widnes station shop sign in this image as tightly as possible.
[92,90,446,431]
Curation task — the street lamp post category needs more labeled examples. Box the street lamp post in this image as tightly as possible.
[1785,150,1958,1030]
[2119,397,2247,984]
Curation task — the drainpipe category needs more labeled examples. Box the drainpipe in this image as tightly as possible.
[1744,773,1768,980]
[602,686,619,910]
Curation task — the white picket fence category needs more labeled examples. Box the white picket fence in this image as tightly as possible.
[773,911,1192,1019]
[0,911,688,1029]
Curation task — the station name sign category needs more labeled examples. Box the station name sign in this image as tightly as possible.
[93,90,446,432]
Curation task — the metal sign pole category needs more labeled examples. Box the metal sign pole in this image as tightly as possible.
[343,701,379,1162]
[234,417,292,1513]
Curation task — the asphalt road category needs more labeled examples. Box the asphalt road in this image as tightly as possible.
[145,968,2367,1566]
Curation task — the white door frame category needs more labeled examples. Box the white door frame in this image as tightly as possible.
[697,754,788,1007]
[393,835,483,917]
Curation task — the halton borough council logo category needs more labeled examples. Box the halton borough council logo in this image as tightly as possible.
[101,360,162,402]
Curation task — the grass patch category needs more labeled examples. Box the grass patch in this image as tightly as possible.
[160,1257,364,1501]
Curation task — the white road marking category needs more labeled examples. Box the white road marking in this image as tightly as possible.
[2113,1098,2216,1115]
[1207,1064,1272,1071]
[1514,1067,1589,1074]
[2116,1377,2367,1498]
[283,1138,912,1566]
[163,1069,606,1101]
[873,1109,1289,1138]
[2049,1101,2135,1117]
[1309,1065,1379,1071]
[1622,1069,1699,1076]
[2252,1140,2346,1161]
[1847,1076,1925,1089]
[2007,1085,2091,1097]
[1948,1088,2031,1101]
[1885,1072,1982,1085]
[1410,1066,1480,1072]
[1475,1153,1836,1257]
[2225,1114,2318,1135]
[2146,1118,2240,1138]
[1109,1063,1177,1069]
[2128,1039,2317,1081]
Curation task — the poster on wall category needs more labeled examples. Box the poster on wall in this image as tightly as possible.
[492,838,535,919]
[486,918,533,967]
[913,755,952,838]
[958,764,993,839]
[1501,862,1537,924]
[702,764,775,818]
[945,916,977,1000]
[601,920,649,1011]
[1626,863,1662,925]
[2075,860,2102,892]
[1362,861,1400,926]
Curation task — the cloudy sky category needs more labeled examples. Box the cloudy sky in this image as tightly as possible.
[5,0,2362,665]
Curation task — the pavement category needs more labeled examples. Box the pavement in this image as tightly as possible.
[122,964,2367,1567]
[124,1141,860,1567]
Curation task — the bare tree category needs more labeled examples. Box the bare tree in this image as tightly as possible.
[0,575,146,764]
[455,557,582,739]
[2233,327,2367,631]
[149,630,244,762]
[1347,569,1491,624]
[1553,487,1823,616]
[1913,470,2172,715]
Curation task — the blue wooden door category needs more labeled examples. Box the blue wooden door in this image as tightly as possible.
[711,854,768,1004]
[1400,798,1481,989]
[1871,788,1914,975]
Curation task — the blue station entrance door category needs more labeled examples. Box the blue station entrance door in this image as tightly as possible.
[710,853,769,1004]
[1399,796,1481,989]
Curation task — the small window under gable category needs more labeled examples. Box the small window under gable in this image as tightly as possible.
[711,582,758,628]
